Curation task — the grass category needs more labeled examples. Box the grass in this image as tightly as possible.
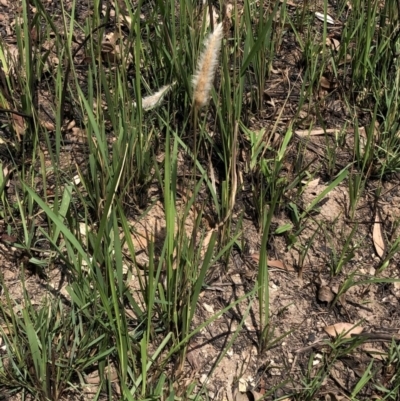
[0,0,399,400]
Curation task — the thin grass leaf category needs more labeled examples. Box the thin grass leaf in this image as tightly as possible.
[301,168,349,219]
[51,184,73,243]
[23,184,91,266]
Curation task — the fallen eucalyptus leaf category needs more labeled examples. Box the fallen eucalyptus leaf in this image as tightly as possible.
[324,322,363,339]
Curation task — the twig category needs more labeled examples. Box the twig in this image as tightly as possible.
[0,108,33,119]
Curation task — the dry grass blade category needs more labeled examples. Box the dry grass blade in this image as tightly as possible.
[192,23,223,108]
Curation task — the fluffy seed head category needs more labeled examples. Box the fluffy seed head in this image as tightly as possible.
[134,82,175,111]
[192,23,223,109]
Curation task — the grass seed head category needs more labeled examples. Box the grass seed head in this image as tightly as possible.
[192,22,223,109]
[135,82,175,111]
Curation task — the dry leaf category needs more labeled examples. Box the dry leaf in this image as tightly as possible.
[202,303,214,313]
[101,42,118,64]
[85,364,119,384]
[1,164,10,189]
[250,255,295,271]
[268,259,295,271]
[0,233,17,243]
[200,229,214,260]
[318,286,335,303]
[320,76,332,89]
[12,113,26,141]
[324,322,363,339]
[41,120,56,131]
[373,211,385,258]
[364,348,387,361]
[357,126,367,138]
[301,177,320,187]
[326,37,340,51]
[279,0,297,6]
[247,391,263,401]
[4,43,19,76]
[267,259,285,268]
